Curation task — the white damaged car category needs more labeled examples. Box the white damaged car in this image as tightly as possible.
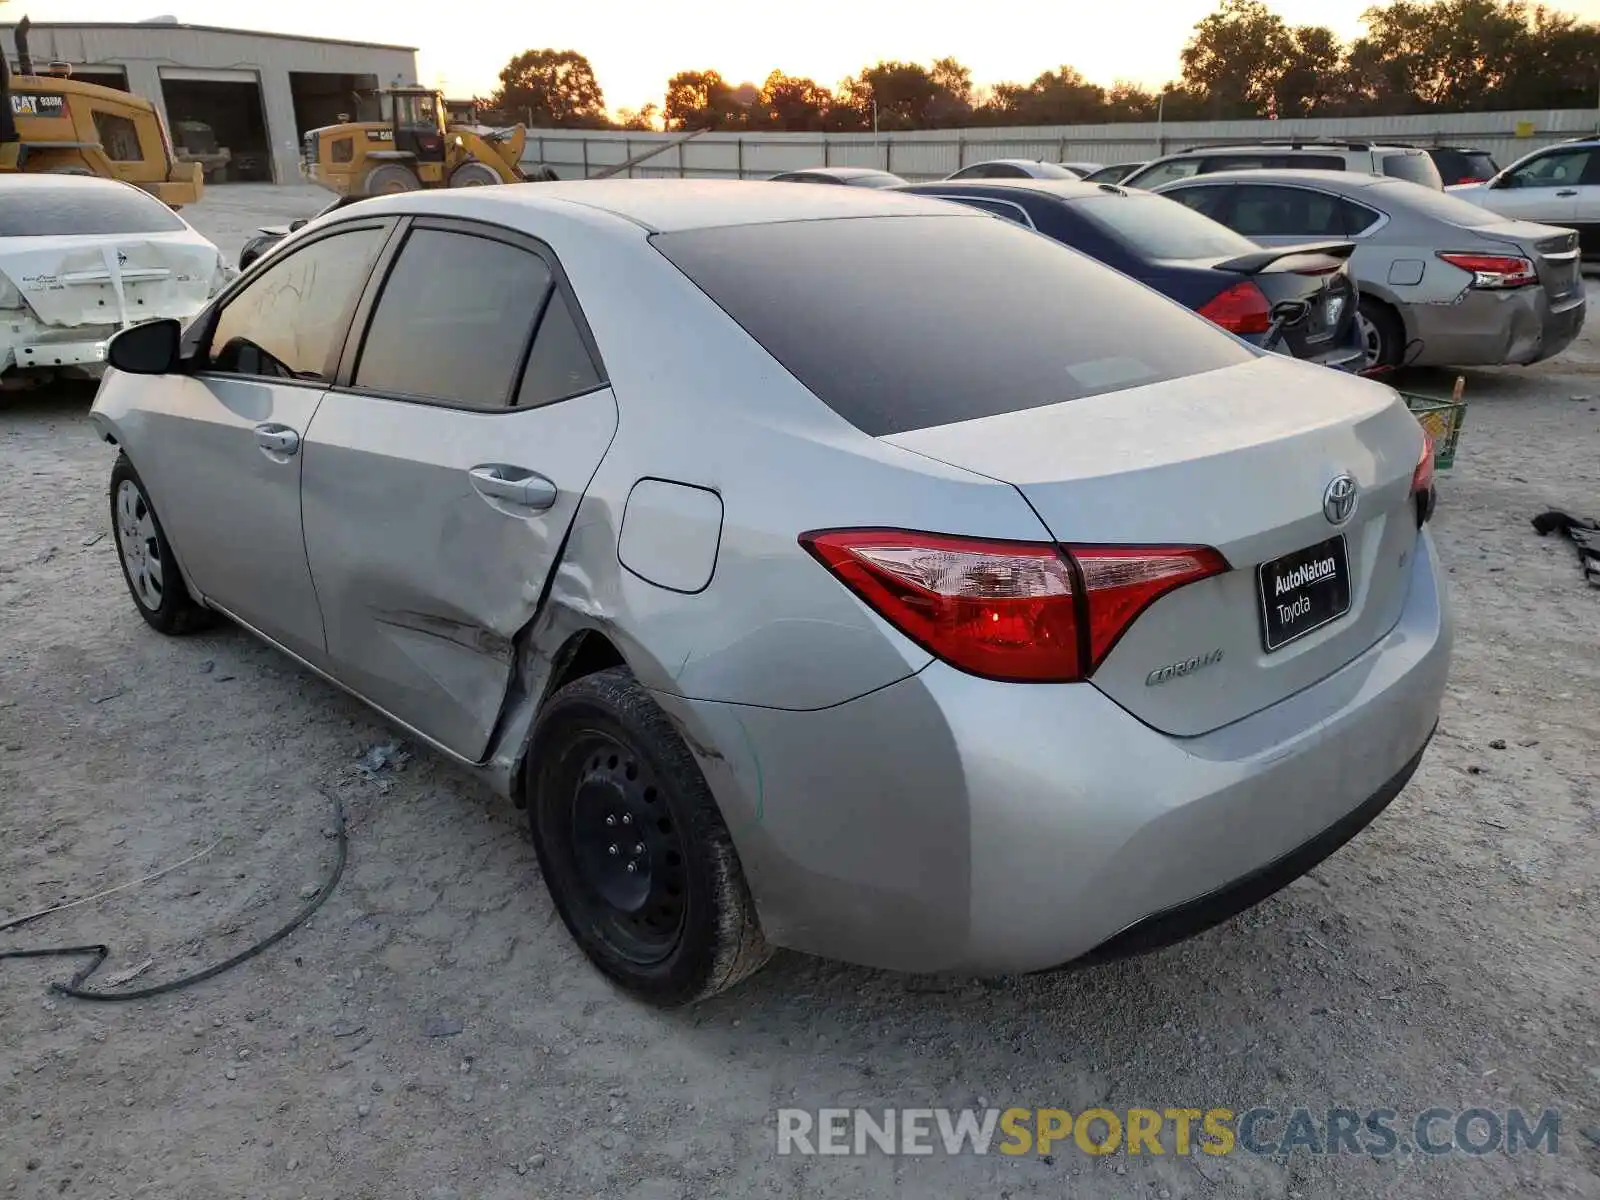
[2,174,233,389]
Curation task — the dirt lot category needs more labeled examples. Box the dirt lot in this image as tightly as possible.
[2,183,1598,1200]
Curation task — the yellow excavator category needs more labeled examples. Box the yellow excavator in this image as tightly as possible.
[302,85,530,197]
[0,16,202,206]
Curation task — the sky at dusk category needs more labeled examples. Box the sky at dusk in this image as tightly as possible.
[23,0,1600,112]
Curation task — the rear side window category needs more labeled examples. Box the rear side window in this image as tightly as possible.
[1070,191,1258,258]
[355,228,553,407]
[652,214,1253,437]
[517,291,605,407]
[1379,151,1443,188]
[1125,158,1203,188]
[0,182,186,236]
[209,227,386,380]
[1165,185,1230,218]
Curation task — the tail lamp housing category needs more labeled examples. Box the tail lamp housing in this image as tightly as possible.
[1436,251,1537,290]
[800,529,1228,683]
[1412,427,1437,527]
[1197,280,1273,335]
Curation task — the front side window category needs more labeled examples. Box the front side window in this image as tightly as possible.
[207,226,387,381]
[1503,149,1591,188]
[92,112,143,162]
[1126,158,1203,189]
[1226,185,1347,238]
[354,227,553,407]
[1164,184,1230,218]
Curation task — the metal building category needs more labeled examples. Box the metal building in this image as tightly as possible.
[1,19,417,185]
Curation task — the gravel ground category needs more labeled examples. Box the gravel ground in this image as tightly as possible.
[2,183,1598,1200]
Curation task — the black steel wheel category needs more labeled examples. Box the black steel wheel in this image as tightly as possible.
[528,667,770,1005]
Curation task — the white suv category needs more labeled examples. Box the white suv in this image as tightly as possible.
[1121,142,1444,191]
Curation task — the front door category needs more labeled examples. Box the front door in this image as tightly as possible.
[135,221,393,663]
[1481,147,1590,231]
[301,219,617,761]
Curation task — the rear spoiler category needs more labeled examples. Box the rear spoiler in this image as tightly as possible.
[1215,241,1356,274]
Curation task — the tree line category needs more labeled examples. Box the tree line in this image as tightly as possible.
[482,0,1600,132]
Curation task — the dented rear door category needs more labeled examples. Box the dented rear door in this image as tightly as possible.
[299,221,616,762]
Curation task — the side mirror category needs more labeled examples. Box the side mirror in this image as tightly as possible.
[107,318,182,375]
[289,218,309,231]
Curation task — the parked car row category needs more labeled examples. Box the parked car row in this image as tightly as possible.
[90,179,1452,1005]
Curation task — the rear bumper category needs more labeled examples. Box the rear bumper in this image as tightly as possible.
[1408,285,1585,366]
[659,529,1451,975]
[1073,732,1429,965]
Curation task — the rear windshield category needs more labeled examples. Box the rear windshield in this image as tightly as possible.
[0,184,188,236]
[1068,191,1259,260]
[1379,150,1444,188]
[652,214,1253,436]
[1370,178,1503,227]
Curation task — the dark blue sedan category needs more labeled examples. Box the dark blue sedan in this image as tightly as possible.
[897,179,1364,368]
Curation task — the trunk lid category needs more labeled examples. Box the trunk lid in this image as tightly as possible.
[1475,220,1583,306]
[0,232,218,328]
[882,355,1424,736]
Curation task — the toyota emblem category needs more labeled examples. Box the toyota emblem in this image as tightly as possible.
[1323,474,1359,525]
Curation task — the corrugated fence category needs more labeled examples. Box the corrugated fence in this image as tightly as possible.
[521,108,1600,181]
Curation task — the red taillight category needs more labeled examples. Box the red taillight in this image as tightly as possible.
[1197,280,1273,335]
[1436,251,1537,289]
[1070,545,1231,668]
[799,529,1228,682]
[1411,428,1437,526]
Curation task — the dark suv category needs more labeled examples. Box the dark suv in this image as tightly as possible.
[1425,146,1500,186]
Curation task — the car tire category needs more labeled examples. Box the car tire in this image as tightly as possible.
[1357,297,1405,370]
[360,163,421,195]
[449,160,500,187]
[109,455,215,636]
[528,667,770,1005]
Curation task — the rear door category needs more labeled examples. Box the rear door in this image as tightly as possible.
[132,221,392,663]
[300,217,617,762]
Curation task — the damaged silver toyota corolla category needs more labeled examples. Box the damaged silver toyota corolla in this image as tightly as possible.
[88,181,1452,1006]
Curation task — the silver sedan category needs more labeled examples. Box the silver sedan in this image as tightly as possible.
[89,182,1451,1004]
[1154,168,1586,370]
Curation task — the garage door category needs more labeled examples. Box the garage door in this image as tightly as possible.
[158,67,260,85]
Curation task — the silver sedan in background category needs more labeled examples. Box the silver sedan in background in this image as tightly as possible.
[89,182,1449,1005]
[1154,169,1586,370]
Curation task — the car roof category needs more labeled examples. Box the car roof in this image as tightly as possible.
[1158,168,1392,190]
[903,177,1106,200]
[340,179,979,233]
[965,158,1052,167]
[780,166,892,178]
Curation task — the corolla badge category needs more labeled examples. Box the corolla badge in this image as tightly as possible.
[1323,474,1358,526]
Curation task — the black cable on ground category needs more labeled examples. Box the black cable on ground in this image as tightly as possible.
[0,787,347,1002]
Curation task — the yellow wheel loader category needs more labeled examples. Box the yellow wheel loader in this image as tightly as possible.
[0,17,202,207]
[302,86,528,197]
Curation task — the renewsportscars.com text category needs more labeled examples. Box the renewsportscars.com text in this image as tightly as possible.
[775,1106,1562,1158]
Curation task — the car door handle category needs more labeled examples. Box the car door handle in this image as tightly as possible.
[1556,188,1579,197]
[253,423,300,455]
[468,465,557,511]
